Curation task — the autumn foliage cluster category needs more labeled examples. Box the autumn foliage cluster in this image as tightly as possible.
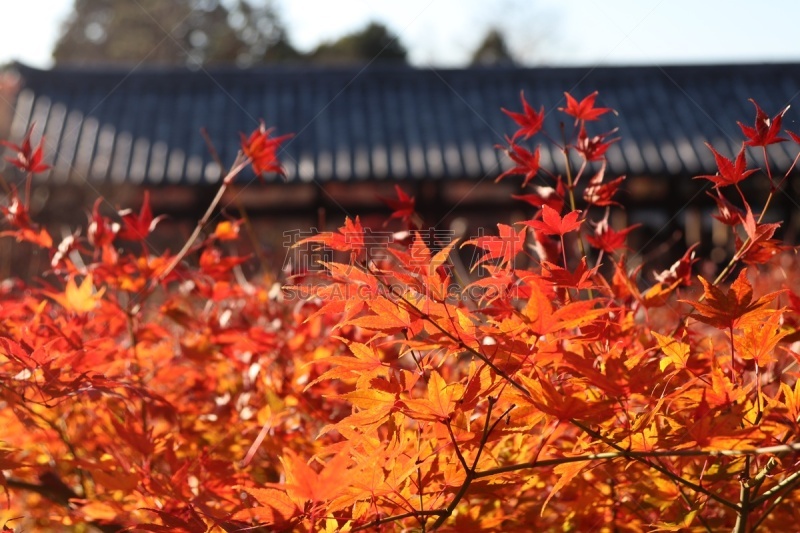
[1,90,800,532]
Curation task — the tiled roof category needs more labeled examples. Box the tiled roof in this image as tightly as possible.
[5,61,800,185]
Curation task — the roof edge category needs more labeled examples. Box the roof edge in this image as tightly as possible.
[11,59,800,78]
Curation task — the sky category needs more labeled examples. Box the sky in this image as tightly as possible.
[1,1,800,68]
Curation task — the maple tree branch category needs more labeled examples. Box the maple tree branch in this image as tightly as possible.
[122,303,151,435]
[752,456,780,488]
[469,396,496,473]
[445,420,470,472]
[751,489,790,532]
[154,155,249,286]
[200,127,269,272]
[757,145,776,223]
[470,399,515,473]
[23,170,33,215]
[608,477,618,533]
[11,401,89,495]
[402,328,427,377]
[673,483,714,533]
[5,475,123,533]
[559,126,591,297]
[473,442,800,480]
[384,284,530,397]
[429,474,474,530]
[729,325,737,383]
[775,149,800,191]
[428,398,513,531]
[754,365,764,425]
[427,403,493,530]
[6,475,74,507]
[569,420,741,511]
[750,468,800,506]
[416,466,427,533]
[733,457,752,533]
[351,509,447,532]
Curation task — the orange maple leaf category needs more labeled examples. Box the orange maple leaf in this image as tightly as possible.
[233,487,300,526]
[522,205,583,237]
[48,274,105,314]
[212,220,241,241]
[680,268,782,330]
[462,223,526,270]
[734,312,787,367]
[305,340,390,389]
[403,370,464,421]
[542,460,586,514]
[296,216,364,253]
[279,448,354,507]
[653,332,691,373]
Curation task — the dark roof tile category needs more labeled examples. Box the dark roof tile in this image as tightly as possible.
[4,62,800,185]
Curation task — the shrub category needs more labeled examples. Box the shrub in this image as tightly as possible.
[0,91,798,532]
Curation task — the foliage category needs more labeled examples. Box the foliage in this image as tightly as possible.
[53,0,299,67]
[471,28,516,66]
[53,1,407,68]
[308,22,408,65]
[1,87,800,533]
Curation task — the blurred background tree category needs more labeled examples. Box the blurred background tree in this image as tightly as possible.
[308,22,408,65]
[53,1,407,67]
[466,1,555,65]
[227,0,300,65]
[51,1,538,68]
[470,28,516,66]
[52,0,300,67]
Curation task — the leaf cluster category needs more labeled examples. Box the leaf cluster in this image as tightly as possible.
[0,91,799,533]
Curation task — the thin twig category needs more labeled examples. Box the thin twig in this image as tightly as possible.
[751,468,800,506]
[200,128,269,271]
[153,155,249,286]
[733,456,752,533]
[570,420,741,512]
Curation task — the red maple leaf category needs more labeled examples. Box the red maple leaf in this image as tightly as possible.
[735,233,790,265]
[522,205,582,237]
[199,247,249,279]
[741,206,780,245]
[497,139,541,186]
[587,218,640,254]
[736,206,785,264]
[512,178,566,213]
[737,99,788,147]
[583,165,626,207]
[462,224,526,269]
[708,190,745,226]
[240,121,292,180]
[0,186,53,248]
[0,186,31,229]
[379,185,416,225]
[787,129,800,145]
[654,243,699,287]
[695,143,757,189]
[295,216,366,267]
[1,125,49,174]
[575,125,619,162]
[502,90,546,140]
[680,268,782,330]
[560,91,612,123]
[528,227,562,264]
[117,191,165,241]
[540,257,599,290]
[87,198,119,248]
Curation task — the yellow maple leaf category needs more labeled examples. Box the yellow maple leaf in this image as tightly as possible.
[213,220,240,241]
[653,331,691,372]
[50,274,105,314]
